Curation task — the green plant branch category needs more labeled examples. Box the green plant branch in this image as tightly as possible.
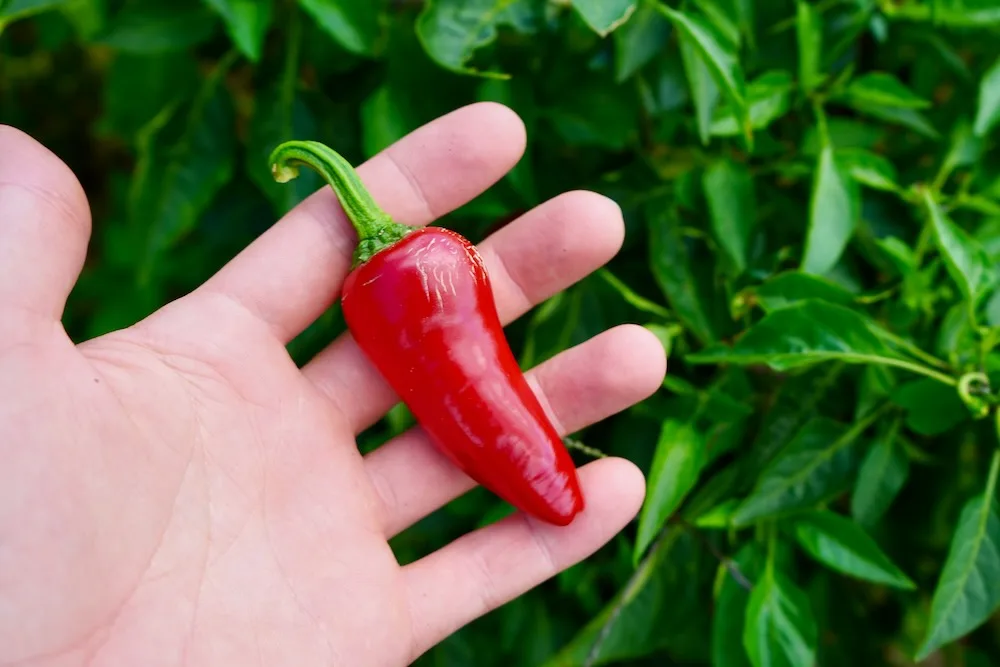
[878,358,957,387]
[986,444,1000,503]
[875,329,952,371]
[583,527,682,667]
[563,437,608,459]
[678,518,753,591]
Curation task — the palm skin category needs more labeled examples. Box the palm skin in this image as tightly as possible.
[0,104,666,666]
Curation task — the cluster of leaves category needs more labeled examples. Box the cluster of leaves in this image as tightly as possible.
[4,0,1000,664]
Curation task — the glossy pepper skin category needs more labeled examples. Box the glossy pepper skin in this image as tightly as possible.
[270,141,585,526]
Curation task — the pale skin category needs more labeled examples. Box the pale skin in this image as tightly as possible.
[0,103,667,666]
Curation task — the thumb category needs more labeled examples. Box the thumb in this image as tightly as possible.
[0,125,91,340]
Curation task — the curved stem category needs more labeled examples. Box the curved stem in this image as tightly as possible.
[958,372,992,418]
[269,141,411,266]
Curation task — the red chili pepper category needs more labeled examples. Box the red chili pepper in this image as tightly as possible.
[270,141,584,526]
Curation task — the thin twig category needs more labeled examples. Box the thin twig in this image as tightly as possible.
[677,518,754,591]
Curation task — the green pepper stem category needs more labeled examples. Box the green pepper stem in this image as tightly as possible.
[269,140,411,267]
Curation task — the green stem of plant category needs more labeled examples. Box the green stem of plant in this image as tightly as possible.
[812,98,830,144]
[912,218,933,267]
[270,141,411,266]
[878,357,957,387]
[985,442,1000,502]
[563,437,608,459]
[876,329,952,371]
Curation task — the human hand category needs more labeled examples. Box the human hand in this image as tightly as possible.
[0,103,666,666]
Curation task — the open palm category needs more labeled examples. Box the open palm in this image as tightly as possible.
[0,103,666,666]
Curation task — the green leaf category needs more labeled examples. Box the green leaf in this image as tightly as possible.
[571,0,636,37]
[732,418,863,526]
[843,71,930,109]
[648,205,727,344]
[713,544,761,667]
[892,378,969,436]
[939,120,984,182]
[597,269,671,319]
[795,0,821,93]
[988,290,1000,327]
[645,323,681,360]
[130,68,236,278]
[658,5,749,143]
[546,76,639,150]
[917,489,1000,659]
[973,56,1000,137]
[416,0,540,78]
[791,510,916,589]
[703,158,755,273]
[635,420,706,561]
[0,0,69,22]
[678,31,720,145]
[845,100,940,139]
[98,52,200,141]
[836,148,900,192]
[688,300,912,374]
[613,0,671,82]
[298,0,382,56]
[754,272,855,313]
[205,0,272,62]
[923,188,997,306]
[710,70,793,137]
[98,0,217,53]
[802,144,859,276]
[544,529,712,666]
[361,84,415,158]
[695,498,741,529]
[927,0,1000,27]
[855,365,895,422]
[851,418,908,526]
[691,0,740,47]
[743,566,818,667]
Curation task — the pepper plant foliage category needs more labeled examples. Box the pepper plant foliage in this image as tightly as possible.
[4,0,1000,664]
